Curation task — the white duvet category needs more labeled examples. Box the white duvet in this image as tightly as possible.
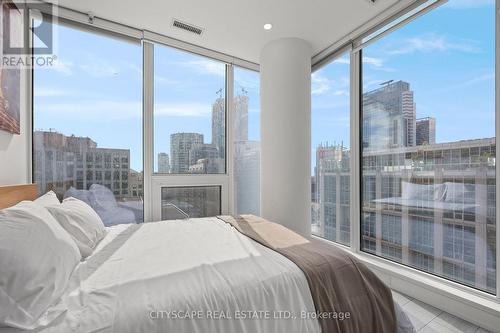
[3,218,320,333]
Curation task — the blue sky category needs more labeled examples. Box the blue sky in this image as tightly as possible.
[34,25,260,172]
[34,0,495,173]
[312,0,495,172]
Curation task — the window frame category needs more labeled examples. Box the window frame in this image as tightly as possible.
[28,6,259,223]
[146,42,234,220]
[355,0,499,298]
[312,0,500,324]
[30,14,145,224]
[310,51,352,246]
[28,0,500,326]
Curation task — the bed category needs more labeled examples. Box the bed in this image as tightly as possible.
[0,185,414,333]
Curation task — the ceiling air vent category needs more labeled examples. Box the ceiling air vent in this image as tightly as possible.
[172,19,204,36]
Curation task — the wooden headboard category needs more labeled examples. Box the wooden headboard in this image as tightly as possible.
[0,184,38,209]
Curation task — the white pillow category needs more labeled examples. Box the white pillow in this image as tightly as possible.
[64,186,91,206]
[46,197,106,258]
[34,190,60,207]
[0,201,81,329]
[89,184,118,210]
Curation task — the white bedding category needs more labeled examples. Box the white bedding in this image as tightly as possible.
[1,217,414,333]
[2,218,320,333]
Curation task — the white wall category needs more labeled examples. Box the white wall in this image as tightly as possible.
[0,68,30,185]
[260,38,312,236]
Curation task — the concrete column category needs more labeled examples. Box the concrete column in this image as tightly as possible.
[260,38,312,236]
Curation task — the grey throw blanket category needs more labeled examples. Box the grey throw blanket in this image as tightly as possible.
[217,215,397,333]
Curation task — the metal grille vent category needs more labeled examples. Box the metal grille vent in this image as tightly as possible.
[172,19,204,35]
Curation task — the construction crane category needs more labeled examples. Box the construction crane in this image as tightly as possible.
[216,88,223,99]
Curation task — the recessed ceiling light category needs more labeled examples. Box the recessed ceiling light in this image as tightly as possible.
[263,23,273,30]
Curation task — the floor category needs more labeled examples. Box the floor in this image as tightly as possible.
[392,290,492,333]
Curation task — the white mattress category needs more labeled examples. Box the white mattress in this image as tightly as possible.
[2,218,320,333]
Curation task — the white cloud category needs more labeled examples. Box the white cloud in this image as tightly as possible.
[329,115,350,128]
[37,100,142,120]
[155,103,211,117]
[79,61,119,78]
[462,72,495,85]
[154,74,179,85]
[442,72,495,92]
[34,88,67,97]
[362,57,394,72]
[38,100,212,121]
[363,57,384,68]
[333,90,348,96]
[311,72,332,95]
[177,59,225,77]
[335,56,350,65]
[444,0,494,9]
[313,100,350,111]
[122,62,142,76]
[312,72,351,96]
[234,75,259,92]
[363,79,385,90]
[51,59,73,75]
[37,100,212,119]
[389,34,481,55]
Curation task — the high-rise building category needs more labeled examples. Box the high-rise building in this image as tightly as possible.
[233,94,249,141]
[314,143,350,244]
[212,97,225,159]
[314,137,496,293]
[416,117,436,146]
[188,143,223,173]
[363,80,416,150]
[157,152,170,173]
[211,94,249,159]
[129,169,143,198]
[33,130,131,199]
[234,140,260,214]
[170,133,203,173]
[188,144,219,166]
[231,92,261,215]
[402,90,416,147]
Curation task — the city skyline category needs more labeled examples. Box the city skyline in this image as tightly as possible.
[37,90,254,176]
[34,2,494,175]
[312,77,496,292]
[311,1,496,294]
[34,25,261,173]
[312,1,494,171]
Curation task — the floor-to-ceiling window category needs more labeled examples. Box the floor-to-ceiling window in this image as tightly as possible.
[360,0,496,293]
[33,19,143,226]
[233,66,260,215]
[311,54,351,246]
[152,44,228,219]
[153,46,226,175]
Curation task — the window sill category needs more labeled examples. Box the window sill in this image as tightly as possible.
[312,235,500,332]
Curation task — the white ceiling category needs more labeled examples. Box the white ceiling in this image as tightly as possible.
[48,0,400,64]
